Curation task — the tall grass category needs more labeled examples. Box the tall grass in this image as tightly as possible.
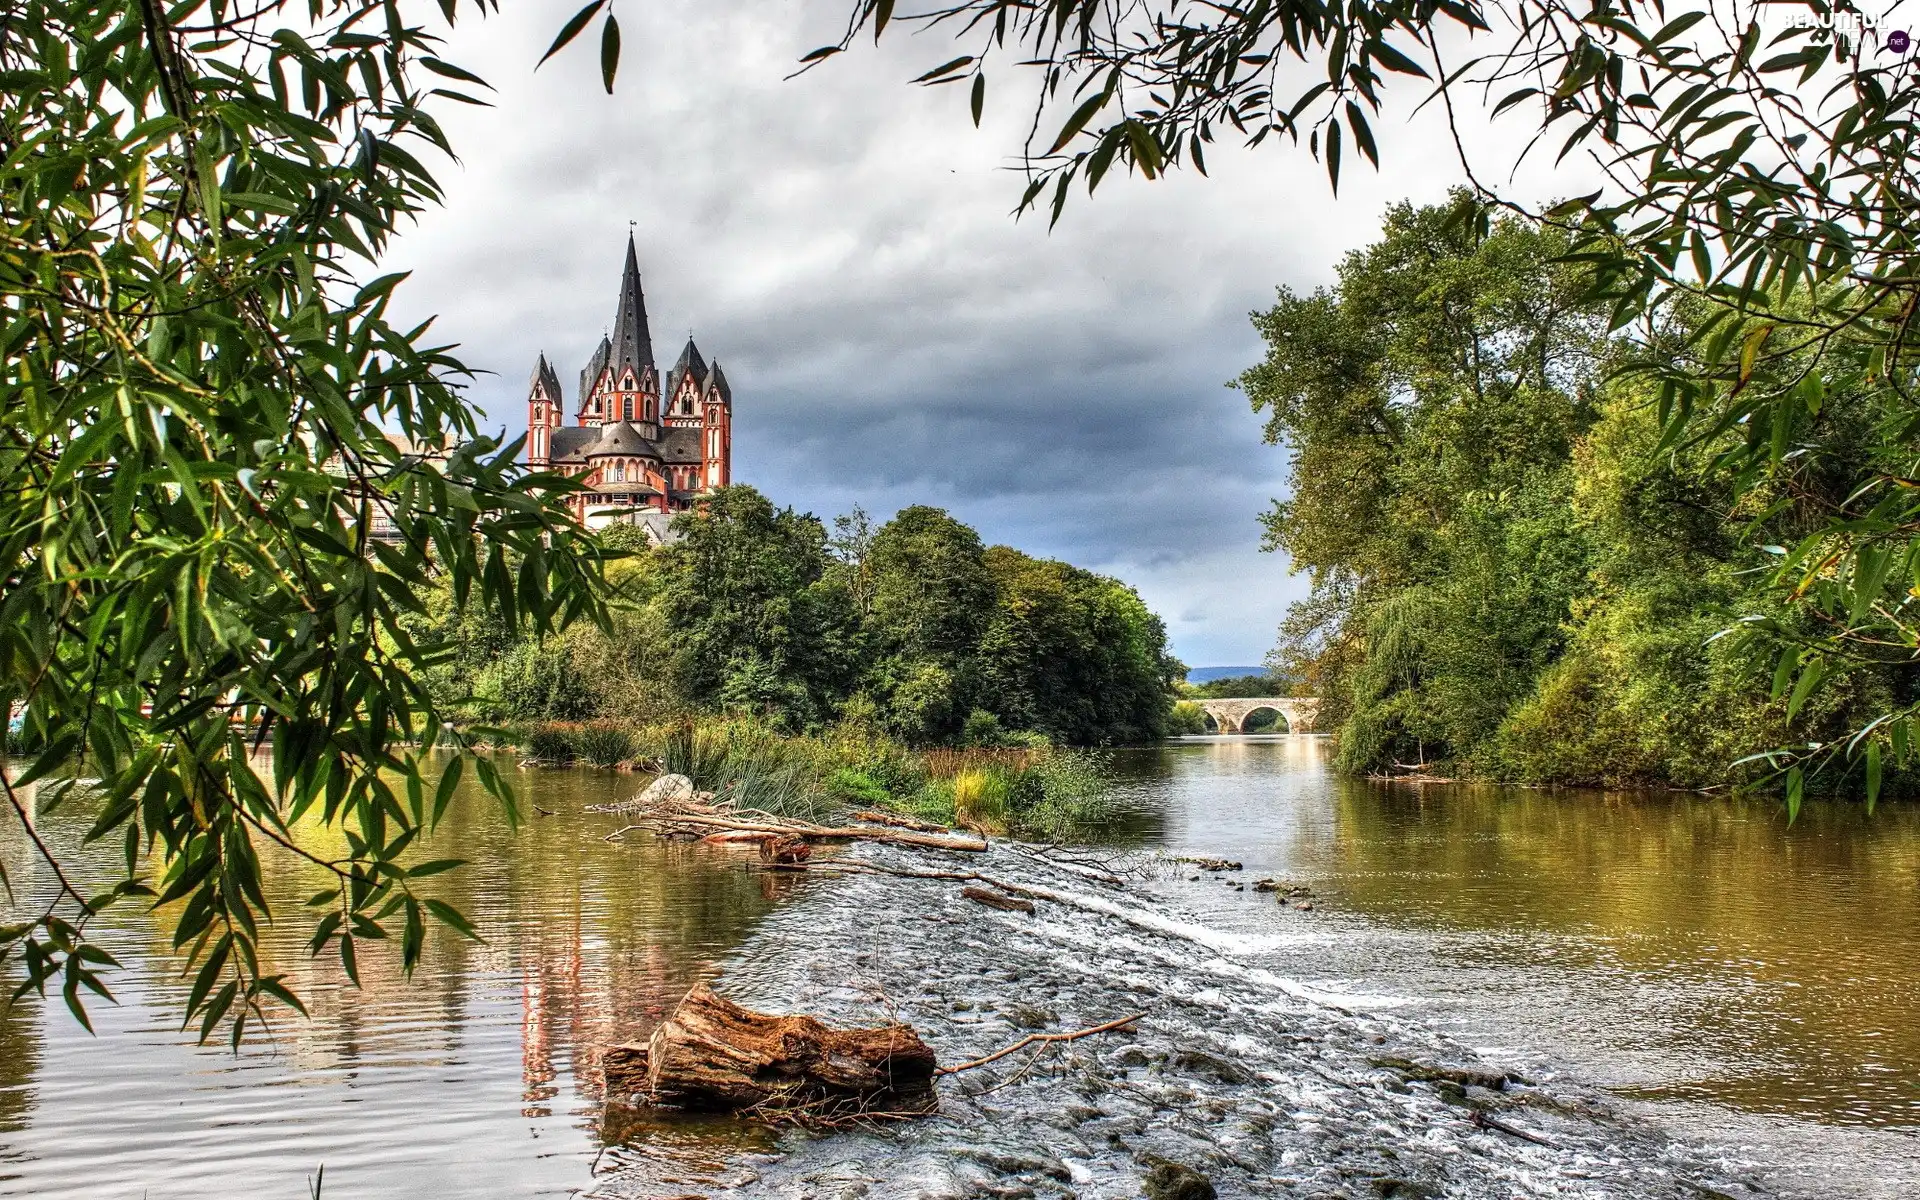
[922,747,1033,780]
[645,718,836,823]
[951,768,1010,834]
[573,721,641,768]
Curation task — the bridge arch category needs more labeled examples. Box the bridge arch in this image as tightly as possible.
[1240,705,1288,733]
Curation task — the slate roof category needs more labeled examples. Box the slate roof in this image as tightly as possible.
[529,353,564,401]
[579,335,611,405]
[608,235,654,378]
[656,427,703,464]
[549,426,599,461]
[587,421,662,458]
[707,361,732,405]
[665,337,708,399]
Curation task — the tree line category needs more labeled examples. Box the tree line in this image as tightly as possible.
[423,487,1182,748]
[1247,193,1917,791]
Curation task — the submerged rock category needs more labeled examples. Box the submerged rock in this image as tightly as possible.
[1141,1156,1216,1200]
[635,772,694,804]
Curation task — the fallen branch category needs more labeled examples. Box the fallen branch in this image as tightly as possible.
[936,1012,1145,1075]
[1471,1110,1557,1147]
[852,808,951,833]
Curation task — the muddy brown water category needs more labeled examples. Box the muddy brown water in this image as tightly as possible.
[1,737,1916,1197]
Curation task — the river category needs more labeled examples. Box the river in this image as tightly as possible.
[1,736,1916,1197]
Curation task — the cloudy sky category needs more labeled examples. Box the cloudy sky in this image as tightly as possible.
[387,1,1571,667]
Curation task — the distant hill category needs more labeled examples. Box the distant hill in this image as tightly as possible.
[1184,666,1270,683]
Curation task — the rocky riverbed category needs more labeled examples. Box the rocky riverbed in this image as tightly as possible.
[589,841,1772,1200]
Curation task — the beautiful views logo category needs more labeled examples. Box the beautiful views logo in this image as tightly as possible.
[1775,6,1911,52]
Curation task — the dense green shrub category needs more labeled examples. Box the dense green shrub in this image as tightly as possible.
[1167,701,1209,735]
[1014,749,1116,839]
[486,639,598,724]
[825,768,893,807]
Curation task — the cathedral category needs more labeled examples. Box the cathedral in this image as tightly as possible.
[525,235,733,532]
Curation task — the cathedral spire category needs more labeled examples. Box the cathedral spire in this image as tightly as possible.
[608,233,654,375]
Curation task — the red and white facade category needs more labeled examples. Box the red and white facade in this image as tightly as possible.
[525,235,733,534]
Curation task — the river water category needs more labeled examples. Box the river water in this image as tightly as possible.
[1,737,1916,1197]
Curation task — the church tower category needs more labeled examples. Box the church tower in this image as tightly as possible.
[523,234,737,530]
[703,361,732,489]
[526,354,564,465]
[581,236,658,427]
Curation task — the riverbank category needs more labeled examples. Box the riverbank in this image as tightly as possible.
[591,840,1768,1199]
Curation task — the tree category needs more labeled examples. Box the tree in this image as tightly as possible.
[828,505,878,618]
[978,546,1178,743]
[1243,197,1608,772]
[864,506,995,742]
[1252,196,1918,787]
[0,0,610,1042]
[656,486,859,730]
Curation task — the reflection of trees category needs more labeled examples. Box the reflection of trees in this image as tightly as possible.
[0,986,39,1137]
[1325,779,1920,1122]
[1,786,43,1139]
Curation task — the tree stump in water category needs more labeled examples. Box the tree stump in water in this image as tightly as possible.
[604,983,938,1114]
[758,834,812,865]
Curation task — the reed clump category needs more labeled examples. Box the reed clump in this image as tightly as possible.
[507,715,1116,838]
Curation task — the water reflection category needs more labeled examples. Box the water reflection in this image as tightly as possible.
[0,759,786,1198]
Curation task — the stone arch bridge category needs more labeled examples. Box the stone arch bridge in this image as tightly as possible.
[1194,697,1320,734]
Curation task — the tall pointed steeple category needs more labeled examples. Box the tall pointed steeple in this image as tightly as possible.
[608,234,654,376]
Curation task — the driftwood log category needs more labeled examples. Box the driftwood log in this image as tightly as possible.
[592,793,989,854]
[961,885,1036,914]
[605,984,938,1114]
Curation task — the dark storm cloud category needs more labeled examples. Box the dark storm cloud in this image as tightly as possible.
[386,0,1578,662]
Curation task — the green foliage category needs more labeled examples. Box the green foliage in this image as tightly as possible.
[961,709,1008,747]
[0,0,611,1040]
[865,506,994,742]
[1247,196,1607,776]
[657,487,860,732]
[1257,196,1920,794]
[1012,749,1117,840]
[646,487,1175,746]
[825,768,894,808]
[1167,700,1210,736]
[978,545,1180,745]
[1185,674,1285,699]
[487,639,599,723]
